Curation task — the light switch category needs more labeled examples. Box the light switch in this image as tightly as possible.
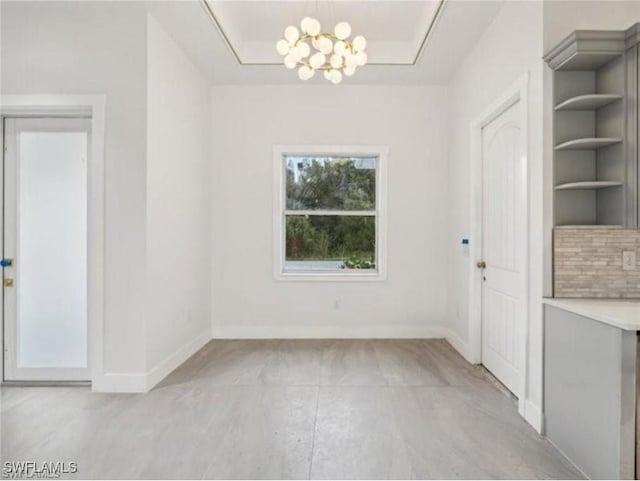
[623,251,636,270]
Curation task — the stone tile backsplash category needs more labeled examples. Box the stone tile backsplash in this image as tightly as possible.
[554,227,640,298]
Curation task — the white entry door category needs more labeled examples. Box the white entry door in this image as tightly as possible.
[3,117,90,381]
[480,99,526,396]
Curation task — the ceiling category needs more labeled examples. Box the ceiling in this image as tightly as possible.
[202,1,443,65]
[147,0,506,85]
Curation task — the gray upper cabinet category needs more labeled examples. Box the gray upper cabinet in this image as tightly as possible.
[544,25,640,227]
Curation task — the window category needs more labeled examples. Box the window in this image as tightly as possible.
[274,146,387,280]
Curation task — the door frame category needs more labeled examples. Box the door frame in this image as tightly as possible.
[468,74,529,418]
[0,95,105,387]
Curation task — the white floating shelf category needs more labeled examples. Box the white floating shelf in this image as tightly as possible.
[555,181,623,190]
[555,94,622,111]
[554,137,622,150]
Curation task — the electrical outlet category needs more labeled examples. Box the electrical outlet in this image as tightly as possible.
[623,251,636,271]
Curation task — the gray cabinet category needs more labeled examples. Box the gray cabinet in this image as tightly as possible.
[544,26,640,227]
[544,304,637,479]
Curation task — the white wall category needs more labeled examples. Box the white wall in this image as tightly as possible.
[1,2,149,378]
[446,1,545,430]
[1,3,213,390]
[146,15,211,372]
[11,0,632,398]
[210,85,450,338]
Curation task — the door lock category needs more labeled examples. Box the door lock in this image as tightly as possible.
[476,260,487,269]
[4,278,14,287]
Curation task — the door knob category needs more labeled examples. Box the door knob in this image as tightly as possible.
[476,260,487,269]
[4,278,14,287]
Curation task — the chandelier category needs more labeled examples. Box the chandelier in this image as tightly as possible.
[276,17,368,84]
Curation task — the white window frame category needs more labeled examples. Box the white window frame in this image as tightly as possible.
[273,145,388,282]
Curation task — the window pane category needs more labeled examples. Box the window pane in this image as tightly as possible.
[18,132,87,368]
[285,156,376,211]
[285,215,376,271]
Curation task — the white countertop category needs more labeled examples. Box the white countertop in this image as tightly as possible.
[543,298,640,331]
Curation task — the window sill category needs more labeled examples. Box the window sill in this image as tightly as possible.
[275,270,386,282]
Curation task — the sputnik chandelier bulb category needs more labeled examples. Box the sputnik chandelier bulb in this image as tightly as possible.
[276,17,367,84]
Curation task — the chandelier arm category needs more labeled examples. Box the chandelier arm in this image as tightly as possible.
[295,33,353,50]
[298,61,335,71]
[293,33,354,69]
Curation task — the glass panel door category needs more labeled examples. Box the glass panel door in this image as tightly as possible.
[3,117,90,381]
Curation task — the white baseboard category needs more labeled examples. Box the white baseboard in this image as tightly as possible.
[443,328,479,364]
[211,324,449,340]
[145,329,211,391]
[524,399,543,433]
[444,329,543,434]
[92,329,211,393]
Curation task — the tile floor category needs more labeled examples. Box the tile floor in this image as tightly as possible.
[1,339,582,479]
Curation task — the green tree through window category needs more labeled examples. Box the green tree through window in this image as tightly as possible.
[284,156,377,271]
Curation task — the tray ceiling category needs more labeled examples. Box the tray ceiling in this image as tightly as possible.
[145,0,506,85]
[201,0,445,65]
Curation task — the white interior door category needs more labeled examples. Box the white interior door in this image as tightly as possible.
[480,99,526,396]
[3,117,90,381]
